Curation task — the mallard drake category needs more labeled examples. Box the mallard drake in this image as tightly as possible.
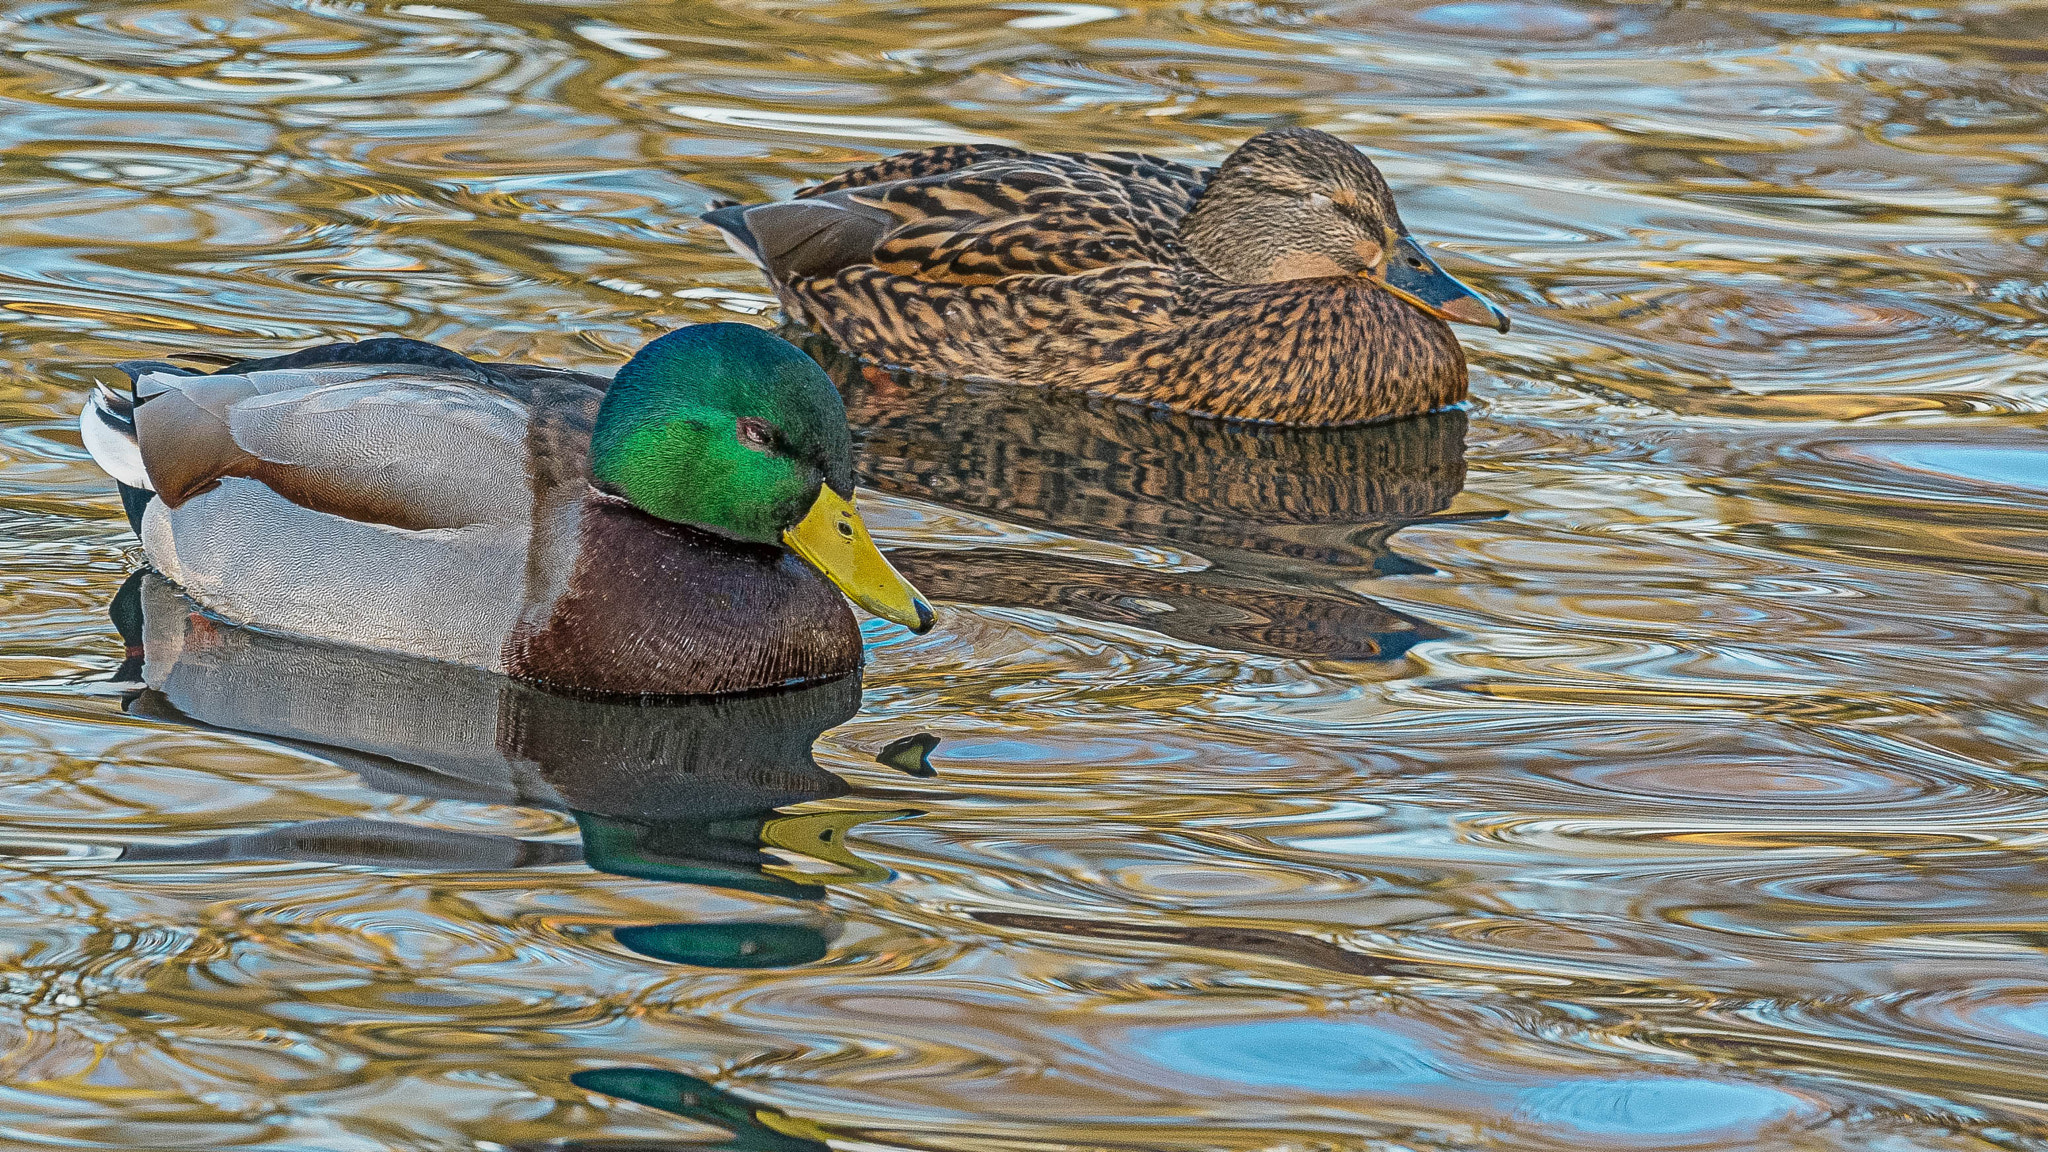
[78,323,935,697]
[704,127,1509,427]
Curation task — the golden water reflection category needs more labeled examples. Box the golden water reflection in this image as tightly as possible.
[2,0,2048,1148]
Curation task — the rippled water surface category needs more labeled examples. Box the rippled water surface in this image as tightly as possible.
[4,0,2048,1147]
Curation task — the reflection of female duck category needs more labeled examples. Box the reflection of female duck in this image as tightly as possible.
[812,340,1482,660]
[116,574,916,967]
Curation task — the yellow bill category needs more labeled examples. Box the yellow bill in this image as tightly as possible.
[760,808,913,883]
[783,486,935,634]
[754,1110,838,1145]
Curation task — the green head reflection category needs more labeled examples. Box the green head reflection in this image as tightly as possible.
[570,1068,833,1152]
[611,922,832,968]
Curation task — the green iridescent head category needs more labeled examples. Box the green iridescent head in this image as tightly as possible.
[591,323,853,544]
[589,323,933,633]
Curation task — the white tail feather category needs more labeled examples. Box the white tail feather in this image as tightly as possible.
[80,384,151,490]
[714,225,768,273]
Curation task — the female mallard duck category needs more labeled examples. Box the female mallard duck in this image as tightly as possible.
[78,323,934,697]
[704,127,1509,427]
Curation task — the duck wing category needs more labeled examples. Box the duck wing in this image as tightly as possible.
[711,146,1210,287]
[131,359,566,531]
[707,147,1215,385]
[803,143,1036,191]
[804,145,1209,250]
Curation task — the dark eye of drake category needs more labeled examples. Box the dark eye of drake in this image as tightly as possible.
[736,417,775,452]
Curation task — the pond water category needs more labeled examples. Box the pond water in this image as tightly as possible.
[2,0,2047,1148]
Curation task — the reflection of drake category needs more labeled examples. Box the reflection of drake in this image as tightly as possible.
[114,574,917,967]
[556,1068,834,1152]
[811,339,1485,661]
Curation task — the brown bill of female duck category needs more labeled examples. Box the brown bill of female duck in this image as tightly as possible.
[1380,232,1511,333]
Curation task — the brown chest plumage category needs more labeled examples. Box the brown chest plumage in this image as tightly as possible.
[502,497,862,697]
[1073,274,1467,424]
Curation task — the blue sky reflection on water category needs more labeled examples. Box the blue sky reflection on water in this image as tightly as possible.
[1130,1018,1453,1093]
[1130,1017,1808,1144]
[1880,446,2048,495]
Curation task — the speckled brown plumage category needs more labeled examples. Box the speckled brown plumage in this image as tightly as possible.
[708,129,1496,426]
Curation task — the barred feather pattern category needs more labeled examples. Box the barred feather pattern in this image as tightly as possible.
[771,144,1465,426]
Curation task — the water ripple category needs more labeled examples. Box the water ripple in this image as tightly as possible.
[2,0,2047,1147]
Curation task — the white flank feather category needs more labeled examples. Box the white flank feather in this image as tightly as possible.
[715,224,769,272]
[79,383,151,490]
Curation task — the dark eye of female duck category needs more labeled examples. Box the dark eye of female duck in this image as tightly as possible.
[1179,127,1510,332]
[1306,190,1386,272]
